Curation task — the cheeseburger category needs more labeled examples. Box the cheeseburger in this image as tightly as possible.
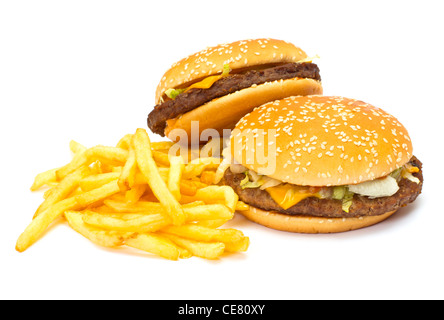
[217,95,423,233]
[147,38,322,142]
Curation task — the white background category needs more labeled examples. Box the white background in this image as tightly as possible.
[1,0,443,300]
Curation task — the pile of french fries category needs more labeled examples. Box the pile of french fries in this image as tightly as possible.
[16,128,249,260]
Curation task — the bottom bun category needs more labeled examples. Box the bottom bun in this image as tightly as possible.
[165,77,322,142]
[239,206,398,233]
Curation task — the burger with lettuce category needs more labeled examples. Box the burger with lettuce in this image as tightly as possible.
[216,95,423,233]
[147,38,322,143]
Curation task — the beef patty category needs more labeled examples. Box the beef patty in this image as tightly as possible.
[223,156,423,218]
[148,62,321,136]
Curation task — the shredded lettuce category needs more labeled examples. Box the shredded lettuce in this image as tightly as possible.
[402,170,421,184]
[390,167,403,181]
[240,173,249,187]
[242,181,264,189]
[222,64,231,76]
[342,189,354,213]
[240,171,265,189]
[165,88,185,100]
[332,186,346,200]
[332,186,353,213]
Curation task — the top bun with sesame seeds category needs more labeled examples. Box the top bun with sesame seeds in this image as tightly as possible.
[147,38,323,142]
[222,95,423,233]
[231,95,413,186]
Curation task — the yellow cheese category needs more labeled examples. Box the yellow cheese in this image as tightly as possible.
[183,64,230,92]
[184,75,224,92]
[265,184,321,210]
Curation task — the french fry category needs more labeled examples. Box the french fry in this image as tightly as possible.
[224,236,250,253]
[125,233,180,260]
[162,224,244,243]
[55,149,89,180]
[118,147,137,191]
[200,170,216,185]
[181,186,238,212]
[69,140,87,154]
[116,134,133,150]
[74,180,121,207]
[200,138,224,158]
[104,199,164,213]
[34,166,90,218]
[103,199,205,214]
[125,184,147,203]
[16,197,78,252]
[194,219,229,228]
[30,167,59,191]
[79,172,120,192]
[152,150,170,167]
[183,204,233,221]
[82,210,169,233]
[19,129,250,260]
[56,146,128,180]
[182,157,221,179]
[178,180,198,197]
[151,141,175,150]
[65,211,131,247]
[235,201,250,211]
[87,146,129,164]
[161,233,225,260]
[168,156,184,201]
[133,128,185,225]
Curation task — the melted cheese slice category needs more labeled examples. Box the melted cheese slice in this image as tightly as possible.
[184,75,224,92]
[265,184,321,210]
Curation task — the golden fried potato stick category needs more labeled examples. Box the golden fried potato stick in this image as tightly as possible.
[30,168,59,191]
[224,236,250,253]
[152,151,171,167]
[181,186,238,212]
[125,184,147,203]
[74,180,121,207]
[160,233,225,260]
[34,166,90,218]
[161,224,244,243]
[65,211,132,247]
[182,157,221,179]
[150,141,175,151]
[56,146,128,180]
[69,140,87,154]
[79,172,120,192]
[116,134,133,150]
[118,147,137,191]
[125,233,180,261]
[81,210,169,233]
[132,128,185,225]
[183,204,233,221]
[168,156,184,201]
[16,181,121,252]
[16,197,78,252]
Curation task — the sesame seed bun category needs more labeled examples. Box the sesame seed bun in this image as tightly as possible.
[240,206,397,233]
[149,38,322,141]
[165,77,322,142]
[231,95,413,186]
[155,38,309,104]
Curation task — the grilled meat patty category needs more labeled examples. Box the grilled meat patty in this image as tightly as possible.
[148,62,321,136]
[223,156,423,218]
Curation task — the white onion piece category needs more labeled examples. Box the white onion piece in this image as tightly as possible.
[348,175,399,198]
[230,164,247,174]
[259,177,282,190]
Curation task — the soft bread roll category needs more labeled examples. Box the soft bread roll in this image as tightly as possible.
[165,78,322,142]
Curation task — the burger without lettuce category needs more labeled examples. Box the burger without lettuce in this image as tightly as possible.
[147,38,322,142]
[217,95,423,233]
